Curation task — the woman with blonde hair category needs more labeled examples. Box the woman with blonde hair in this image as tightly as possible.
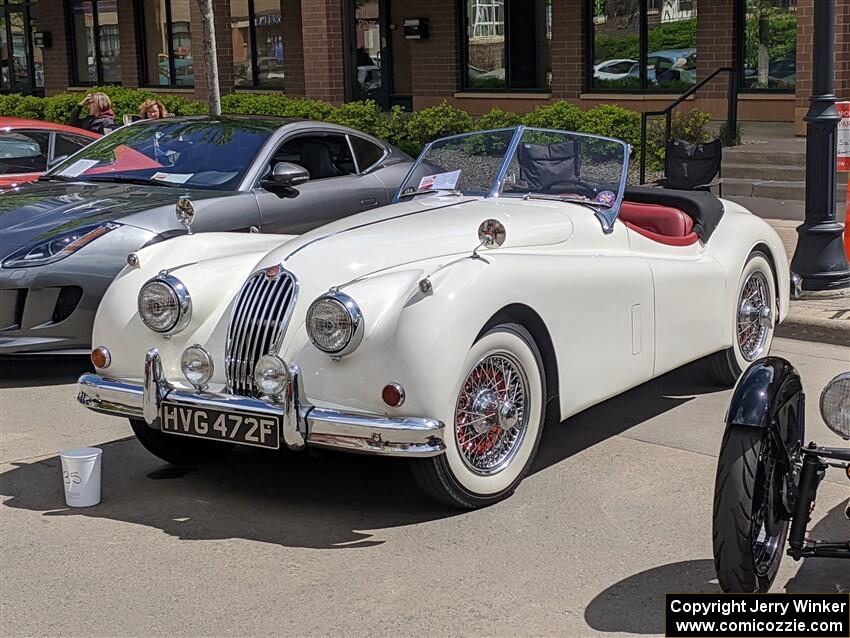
[139,98,168,120]
[68,92,116,135]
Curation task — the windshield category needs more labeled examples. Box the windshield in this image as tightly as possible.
[395,126,630,232]
[46,119,276,191]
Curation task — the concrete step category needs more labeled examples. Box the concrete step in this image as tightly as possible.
[722,147,806,166]
[718,178,848,202]
[721,163,850,183]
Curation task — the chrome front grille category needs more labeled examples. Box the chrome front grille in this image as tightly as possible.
[225,268,297,397]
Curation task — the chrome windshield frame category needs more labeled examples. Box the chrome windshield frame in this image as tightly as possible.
[392,125,631,234]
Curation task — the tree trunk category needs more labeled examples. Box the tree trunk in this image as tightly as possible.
[197,0,221,115]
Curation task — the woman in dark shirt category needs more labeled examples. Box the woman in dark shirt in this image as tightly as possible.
[68,92,116,135]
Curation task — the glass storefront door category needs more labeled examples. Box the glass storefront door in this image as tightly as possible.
[0,1,42,94]
[348,0,390,109]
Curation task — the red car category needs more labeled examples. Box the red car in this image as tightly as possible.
[0,117,100,188]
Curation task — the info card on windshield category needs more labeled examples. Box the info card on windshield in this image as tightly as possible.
[418,169,461,192]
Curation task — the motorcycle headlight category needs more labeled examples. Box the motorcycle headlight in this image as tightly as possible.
[820,372,850,439]
[1,222,120,268]
[305,292,364,356]
[138,274,191,334]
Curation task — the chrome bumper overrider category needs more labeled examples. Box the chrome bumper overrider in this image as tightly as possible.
[77,349,446,458]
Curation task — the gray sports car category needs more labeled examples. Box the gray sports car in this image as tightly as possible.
[0,115,415,355]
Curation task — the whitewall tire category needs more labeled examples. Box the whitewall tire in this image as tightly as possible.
[410,323,546,509]
[709,251,777,386]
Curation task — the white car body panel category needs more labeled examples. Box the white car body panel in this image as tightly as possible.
[92,192,789,426]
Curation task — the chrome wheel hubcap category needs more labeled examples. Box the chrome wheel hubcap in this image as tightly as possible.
[455,352,529,475]
[737,271,772,361]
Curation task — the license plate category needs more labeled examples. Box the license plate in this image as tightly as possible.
[159,401,280,450]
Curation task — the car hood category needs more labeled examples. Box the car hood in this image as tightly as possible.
[0,181,220,259]
[257,194,576,286]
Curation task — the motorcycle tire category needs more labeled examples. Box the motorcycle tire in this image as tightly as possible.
[713,424,789,593]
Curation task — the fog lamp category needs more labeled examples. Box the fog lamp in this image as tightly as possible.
[254,354,289,398]
[91,346,111,369]
[181,345,213,389]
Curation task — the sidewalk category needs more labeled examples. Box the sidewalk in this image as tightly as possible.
[767,218,850,348]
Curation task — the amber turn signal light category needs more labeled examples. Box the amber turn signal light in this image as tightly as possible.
[381,383,405,407]
[91,346,111,369]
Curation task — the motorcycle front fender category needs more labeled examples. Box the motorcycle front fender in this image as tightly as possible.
[726,357,805,460]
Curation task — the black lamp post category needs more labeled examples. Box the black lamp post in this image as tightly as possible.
[790,0,850,292]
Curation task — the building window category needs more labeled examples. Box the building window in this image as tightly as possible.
[141,0,193,87]
[462,0,551,91]
[231,0,285,88]
[69,0,120,85]
[590,0,697,91]
[740,0,796,91]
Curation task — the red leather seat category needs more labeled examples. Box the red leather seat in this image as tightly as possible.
[620,201,694,237]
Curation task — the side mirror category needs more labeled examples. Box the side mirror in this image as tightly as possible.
[261,162,309,199]
[266,162,309,187]
[47,155,69,170]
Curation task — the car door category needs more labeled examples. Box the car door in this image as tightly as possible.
[252,131,390,235]
[0,129,49,182]
[52,132,95,165]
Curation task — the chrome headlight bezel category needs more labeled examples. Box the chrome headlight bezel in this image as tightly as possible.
[820,371,850,439]
[137,273,192,334]
[305,291,364,357]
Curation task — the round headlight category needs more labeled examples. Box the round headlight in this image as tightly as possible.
[137,275,191,333]
[254,354,289,398]
[305,292,363,356]
[820,372,850,439]
[181,345,213,389]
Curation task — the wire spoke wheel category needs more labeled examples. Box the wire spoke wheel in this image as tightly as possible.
[455,351,529,475]
[750,436,785,577]
[736,270,772,361]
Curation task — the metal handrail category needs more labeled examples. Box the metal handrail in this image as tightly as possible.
[639,66,738,184]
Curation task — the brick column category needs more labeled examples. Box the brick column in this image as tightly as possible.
[794,0,813,134]
[117,0,140,87]
[407,0,458,103]
[300,0,344,104]
[550,0,584,100]
[696,0,734,116]
[837,0,850,100]
[40,0,71,95]
[282,0,305,96]
[191,0,235,102]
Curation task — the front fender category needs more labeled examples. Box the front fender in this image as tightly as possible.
[726,356,805,455]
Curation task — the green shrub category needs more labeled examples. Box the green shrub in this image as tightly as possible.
[0,89,716,172]
[473,107,523,131]
[646,107,713,169]
[374,105,409,148]
[328,100,385,137]
[404,101,473,149]
[0,86,207,124]
[523,101,584,131]
[42,94,80,123]
[580,104,641,147]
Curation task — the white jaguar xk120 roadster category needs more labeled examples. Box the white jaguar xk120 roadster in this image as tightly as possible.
[78,126,789,508]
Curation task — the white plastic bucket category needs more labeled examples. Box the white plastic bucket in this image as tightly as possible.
[60,447,102,507]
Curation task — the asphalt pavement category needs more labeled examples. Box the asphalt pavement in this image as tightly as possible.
[1,338,848,637]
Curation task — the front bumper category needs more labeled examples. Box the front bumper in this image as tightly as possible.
[77,349,446,458]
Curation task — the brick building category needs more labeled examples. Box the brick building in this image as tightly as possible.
[1,0,847,127]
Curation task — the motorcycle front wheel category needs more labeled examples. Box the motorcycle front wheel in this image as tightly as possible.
[712,425,790,592]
